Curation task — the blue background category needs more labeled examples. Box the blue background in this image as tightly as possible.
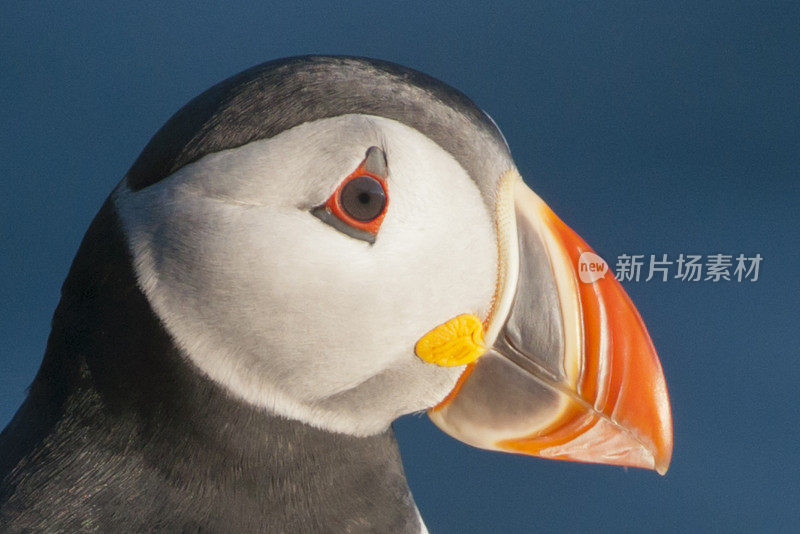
[2,2,798,531]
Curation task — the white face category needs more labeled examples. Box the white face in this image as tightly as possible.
[114,114,500,435]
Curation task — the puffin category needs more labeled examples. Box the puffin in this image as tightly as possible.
[0,56,672,532]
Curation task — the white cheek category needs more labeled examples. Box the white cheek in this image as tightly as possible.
[115,114,499,435]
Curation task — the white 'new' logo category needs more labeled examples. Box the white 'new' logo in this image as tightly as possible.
[578,251,609,283]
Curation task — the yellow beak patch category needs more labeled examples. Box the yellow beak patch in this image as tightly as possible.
[415,314,486,367]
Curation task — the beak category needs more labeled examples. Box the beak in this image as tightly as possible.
[428,172,673,474]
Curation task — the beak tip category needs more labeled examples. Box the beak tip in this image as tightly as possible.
[654,431,673,476]
[654,447,671,475]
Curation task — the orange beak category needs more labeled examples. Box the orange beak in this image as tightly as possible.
[429,174,673,474]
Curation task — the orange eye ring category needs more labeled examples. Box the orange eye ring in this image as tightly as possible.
[324,168,389,235]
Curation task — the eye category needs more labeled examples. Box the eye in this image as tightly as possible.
[339,175,387,223]
[311,147,389,244]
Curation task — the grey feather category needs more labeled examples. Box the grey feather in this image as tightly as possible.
[126,55,511,200]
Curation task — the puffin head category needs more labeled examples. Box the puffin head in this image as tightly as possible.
[114,56,672,473]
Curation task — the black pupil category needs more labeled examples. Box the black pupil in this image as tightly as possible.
[340,175,386,222]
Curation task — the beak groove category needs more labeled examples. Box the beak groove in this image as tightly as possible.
[429,173,673,474]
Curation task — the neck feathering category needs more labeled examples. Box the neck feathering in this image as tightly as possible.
[0,199,421,532]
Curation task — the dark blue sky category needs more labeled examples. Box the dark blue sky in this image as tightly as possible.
[2,2,798,531]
